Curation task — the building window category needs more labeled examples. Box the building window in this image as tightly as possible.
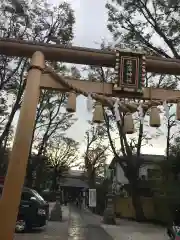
[21,192,32,201]
[147,168,161,180]
[140,175,146,180]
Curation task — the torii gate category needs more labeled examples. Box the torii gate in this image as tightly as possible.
[0,38,180,239]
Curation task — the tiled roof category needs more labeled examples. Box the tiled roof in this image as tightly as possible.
[59,177,88,188]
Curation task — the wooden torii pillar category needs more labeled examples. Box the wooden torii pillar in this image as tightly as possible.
[0,51,45,239]
[0,38,180,239]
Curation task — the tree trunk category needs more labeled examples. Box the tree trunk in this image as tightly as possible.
[89,176,95,189]
[130,179,145,221]
[34,159,45,191]
[25,162,33,188]
[51,168,58,191]
[34,139,48,191]
[125,161,145,222]
[88,167,95,188]
[166,119,171,160]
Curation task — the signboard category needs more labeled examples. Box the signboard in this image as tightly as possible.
[114,49,146,93]
[89,189,96,207]
[120,57,139,87]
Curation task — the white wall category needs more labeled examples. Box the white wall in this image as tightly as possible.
[115,163,129,184]
[115,162,158,183]
[139,164,157,179]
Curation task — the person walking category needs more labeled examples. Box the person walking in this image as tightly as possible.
[78,196,82,209]
[75,197,79,207]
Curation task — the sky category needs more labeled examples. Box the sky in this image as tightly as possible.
[12,0,168,158]
[50,0,112,48]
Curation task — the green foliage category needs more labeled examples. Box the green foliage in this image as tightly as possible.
[1,0,75,43]
[106,0,180,88]
[0,0,76,151]
[106,0,179,56]
[0,0,78,189]
[164,137,180,177]
[104,0,180,220]
[46,136,79,169]
[32,90,76,155]
[83,124,109,187]
[42,136,79,191]
[151,137,180,205]
[0,91,9,133]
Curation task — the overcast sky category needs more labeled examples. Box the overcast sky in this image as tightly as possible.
[41,0,167,155]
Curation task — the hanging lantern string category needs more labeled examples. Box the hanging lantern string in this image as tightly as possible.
[43,65,180,113]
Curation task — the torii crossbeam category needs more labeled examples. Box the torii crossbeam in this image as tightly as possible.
[1,38,180,75]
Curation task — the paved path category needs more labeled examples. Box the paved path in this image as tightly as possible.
[15,205,113,240]
[68,206,113,240]
[102,222,168,240]
[14,205,169,240]
[83,208,169,240]
[102,218,169,240]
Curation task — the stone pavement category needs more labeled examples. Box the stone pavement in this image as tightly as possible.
[15,204,170,240]
[102,220,169,240]
[15,204,113,240]
[68,205,113,240]
[83,208,169,240]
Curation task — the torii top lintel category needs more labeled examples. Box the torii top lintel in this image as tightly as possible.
[0,38,180,75]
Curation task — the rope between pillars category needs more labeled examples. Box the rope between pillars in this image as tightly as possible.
[45,65,130,112]
[43,64,180,113]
